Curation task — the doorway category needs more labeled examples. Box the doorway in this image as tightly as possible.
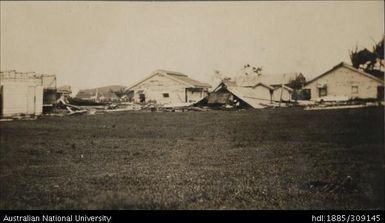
[27,86,36,115]
[377,86,384,100]
[139,93,146,103]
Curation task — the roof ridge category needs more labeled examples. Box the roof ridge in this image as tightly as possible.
[156,69,188,77]
[305,61,384,86]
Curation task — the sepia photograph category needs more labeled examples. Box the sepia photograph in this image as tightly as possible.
[0,0,384,214]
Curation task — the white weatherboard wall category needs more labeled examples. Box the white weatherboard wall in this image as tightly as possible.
[186,89,206,103]
[305,66,383,100]
[131,73,205,104]
[251,85,272,101]
[272,87,292,102]
[1,82,43,117]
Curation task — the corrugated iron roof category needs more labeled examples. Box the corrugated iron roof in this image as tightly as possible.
[235,72,302,87]
[304,62,385,86]
[272,85,293,92]
[128,70,211,89]
[227,86,272,109]
[169,74,211,88]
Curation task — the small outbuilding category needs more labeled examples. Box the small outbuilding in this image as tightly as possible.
[0,70,45,117]
[271,85,294,102]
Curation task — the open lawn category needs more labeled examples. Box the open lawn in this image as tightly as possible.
[0,107,384,209]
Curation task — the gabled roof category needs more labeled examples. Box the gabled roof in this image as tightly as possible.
[166,72,211,88]
[212,79,237,92]
[250,82,275,90]
[213,80,274,92]
[127,70,211,90]
[304,62,384,87]
[272,85,293,92]
[235,72,303,87]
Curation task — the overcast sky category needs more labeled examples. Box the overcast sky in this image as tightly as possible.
[1,1,384,91]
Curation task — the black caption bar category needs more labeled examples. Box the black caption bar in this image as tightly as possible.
[0,210,384,223]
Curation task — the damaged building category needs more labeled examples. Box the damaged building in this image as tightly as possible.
[208,79,275,108]
[0,70,49,117]
[127,70,211,106]
[56,85,72,99]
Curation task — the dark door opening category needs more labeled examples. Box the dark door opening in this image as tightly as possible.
[377,86,384,100]
[139,93,146,103]
[0,86,3,117]
[185,89,188,103]
[303,89,311,100]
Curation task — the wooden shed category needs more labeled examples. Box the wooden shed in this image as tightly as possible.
[0,71,44,117]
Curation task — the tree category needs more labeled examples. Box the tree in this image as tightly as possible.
[242,64,262,76]
[350,37,384,77]
[373,37,384,65]
[286,73,307,101]
[287,73,306,90]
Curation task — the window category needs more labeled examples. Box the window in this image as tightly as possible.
[318,87,327,97]
[162,93,169,98]
[352,86,359,94]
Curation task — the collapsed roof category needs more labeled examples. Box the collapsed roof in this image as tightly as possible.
[210,80,274,109]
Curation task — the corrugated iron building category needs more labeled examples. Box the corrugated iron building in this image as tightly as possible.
[0,70,55,117]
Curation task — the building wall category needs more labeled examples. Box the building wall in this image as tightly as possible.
[251,86,272,101]
[130,74,189,104]
[1,82,43,117]
[272,87,292,102]
[304,66,383,100]
[186,89,207,103]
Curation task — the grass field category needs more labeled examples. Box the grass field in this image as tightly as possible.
[0,107,384,210]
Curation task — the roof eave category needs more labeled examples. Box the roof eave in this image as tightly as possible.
[304,62,385,87]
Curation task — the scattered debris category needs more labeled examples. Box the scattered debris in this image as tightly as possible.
[187,107,208,112]
[88,109,97,115]
[13,115,37,121]
[0,119,13,122]
[304,100,382,110]
[305,104,367,110]
[66,106,88,116]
